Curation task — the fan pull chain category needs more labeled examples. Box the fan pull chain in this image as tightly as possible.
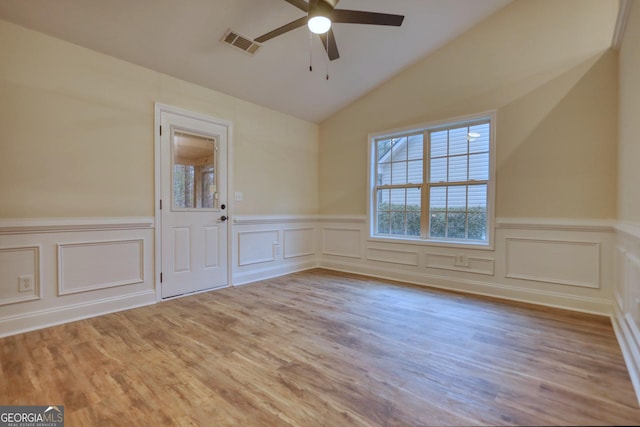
[325,34,330,80]
[309,30,313,72]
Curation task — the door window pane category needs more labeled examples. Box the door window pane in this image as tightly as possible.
[172,131,217,209]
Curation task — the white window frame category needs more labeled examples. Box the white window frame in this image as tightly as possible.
[367,111,496,249]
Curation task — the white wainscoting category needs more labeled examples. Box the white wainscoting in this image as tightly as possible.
[232,216,319,286]
[505,238,600,288]
[0,218,155,338]
[318,216,614,315]
[238,230,279,266]
[0,245,41,306]
[57,239,144,295]
[612,222,640,405]
[284,228,315,259]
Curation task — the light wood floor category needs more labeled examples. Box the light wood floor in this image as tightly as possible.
[1,269,639,426]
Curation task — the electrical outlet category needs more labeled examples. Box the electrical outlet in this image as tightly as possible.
[234,192,243,201]
[273,242,281,257]
[454,254,468,267]
[19,275,34,292]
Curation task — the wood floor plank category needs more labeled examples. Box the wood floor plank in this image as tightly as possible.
[1,268,639,425]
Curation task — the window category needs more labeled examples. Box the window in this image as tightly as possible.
[370,113,494,245]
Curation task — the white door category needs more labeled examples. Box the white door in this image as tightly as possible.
[160,111,229,298]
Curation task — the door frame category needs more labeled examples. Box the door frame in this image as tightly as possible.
[154,103,234,302]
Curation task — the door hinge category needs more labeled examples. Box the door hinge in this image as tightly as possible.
[159,125,162,136]
[160,272,163,283]
[160,199,162,210]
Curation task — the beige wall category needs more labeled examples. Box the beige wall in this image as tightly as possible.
[619,1,640,224]
[319,0,619,218]
[0,19,319,218]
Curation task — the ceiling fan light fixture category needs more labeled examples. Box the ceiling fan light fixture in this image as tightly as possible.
[308,16,331,34]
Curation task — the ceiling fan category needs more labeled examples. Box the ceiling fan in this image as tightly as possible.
[255,0,405,61]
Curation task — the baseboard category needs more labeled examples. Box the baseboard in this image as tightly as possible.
[232,259,320,286]
[612,307,640,406]
[0,290,157,338]
[320,259,612,316]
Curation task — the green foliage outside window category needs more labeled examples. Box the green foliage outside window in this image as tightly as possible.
[377,203,486,240]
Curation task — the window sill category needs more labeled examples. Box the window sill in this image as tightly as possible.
[368,235,494,251]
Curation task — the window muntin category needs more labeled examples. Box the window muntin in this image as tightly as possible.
[371,116,493,245]
[375,134,423,237]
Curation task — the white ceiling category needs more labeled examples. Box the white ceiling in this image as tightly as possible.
[0,0,513,123]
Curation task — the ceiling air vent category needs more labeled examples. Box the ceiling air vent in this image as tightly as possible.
[222,29,261,56]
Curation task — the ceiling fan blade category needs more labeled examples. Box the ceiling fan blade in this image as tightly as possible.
[255,16,308,43]
[331,9,405,26]
[319,28,339,61]
[283,0,309,12]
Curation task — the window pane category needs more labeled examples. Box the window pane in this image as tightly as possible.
[467,212,487,240]
[447,212,467,239]
[430,131,447,158]
[429,212,446,238]
[377,212,390,234]
[407,188,421,211]
[469,123,490,153]
[448,155,468,182]
[372,117,491,244]
[173,165,195,209]
[391,137,407,162]
[377,189,390,209]
[430,157,447,183]
[391,161,408,185]
[407,134,423,160]
[377,139,393,161]
[406,211,421,236]
[469,153,489,181]
[407,160,423,184]
[377,164,391,185]
[390,211,406,235]
[390,188,406,208]
[449,128,468,156]
[447,186,467,210]
[430,186,446,209]
[201,168,215,209]
[173,132,216,209]
[468,184,487,210]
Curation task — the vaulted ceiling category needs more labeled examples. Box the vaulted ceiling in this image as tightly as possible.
[0,0,513,122]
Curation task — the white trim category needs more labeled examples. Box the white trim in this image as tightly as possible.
[504,238,601,288]
[320,259,613,316]
[233,215,318,225]
[425,252,495,276]
[57,239,145,295]
[154,103,234,300]
[283,227,316,259]
[367,110,497,250]
[613,0,633,50]
[233,214,366,225]
[0,217,154,234]
[237,229,279,266]
[0,290,156,339]
[612,307,640,405]
[233,260,318,287]
[0,245,42,306]
[615,221,640,240]
[496,217,614,232]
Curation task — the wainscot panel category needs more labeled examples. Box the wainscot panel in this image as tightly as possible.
[0,218,155,338]
[0,245,40,306]
[613,222,640,405]
[232,216,319,286]
[58,239,144,295]
[284,228,315,259]
[505,238,600,288]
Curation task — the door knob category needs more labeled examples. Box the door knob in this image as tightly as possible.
[220,215,228,222]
